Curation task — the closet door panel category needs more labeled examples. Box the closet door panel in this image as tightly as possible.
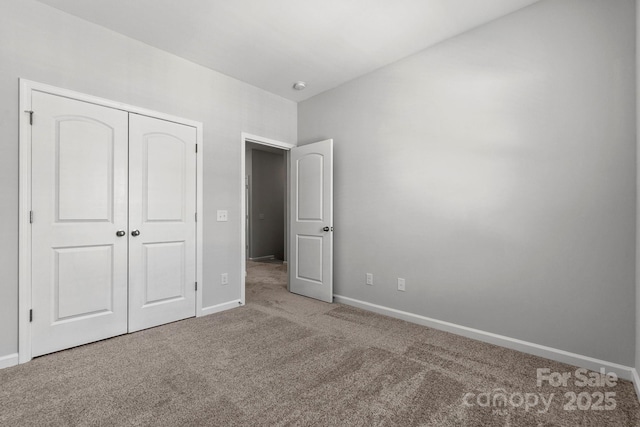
[31,91,129,357]
[128,114,197,332]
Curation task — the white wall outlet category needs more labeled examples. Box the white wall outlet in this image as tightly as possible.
[366,273,373,285]
[217,210,228,222]
[397,278,406,292]
[221,273,229,285]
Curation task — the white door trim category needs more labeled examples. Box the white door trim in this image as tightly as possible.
[18,79,204,364]
[240,133,295,305]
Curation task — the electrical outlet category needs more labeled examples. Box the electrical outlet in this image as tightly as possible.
[397,278,406,292]
[366,273,373,285]
[221,273,229,285]
[217,210,228,222]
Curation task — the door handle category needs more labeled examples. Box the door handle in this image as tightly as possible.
[322,226,330,232]
[131,230,141,237]
[116,230,126,237]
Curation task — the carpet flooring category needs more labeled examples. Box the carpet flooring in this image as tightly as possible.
[1,260,639,426]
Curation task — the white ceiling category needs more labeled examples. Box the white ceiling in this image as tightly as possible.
[35,0,539,102]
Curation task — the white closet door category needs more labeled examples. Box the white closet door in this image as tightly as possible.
[31,91,129,357]
[128,114,197,332]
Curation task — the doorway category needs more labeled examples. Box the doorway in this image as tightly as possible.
[245,142,287,263]
[240,134,294,304]
[240,133,334,305]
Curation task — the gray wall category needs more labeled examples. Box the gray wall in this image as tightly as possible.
[250,150,286,260]
[0,0,296,359]
[299,0,636,366]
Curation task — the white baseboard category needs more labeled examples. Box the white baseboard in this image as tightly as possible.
[0,353,19,370]
[333,295,636,383]
[632,368,640,401]
[200,300,242,316]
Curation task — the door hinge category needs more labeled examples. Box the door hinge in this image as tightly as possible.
[195,212,197,222]
[195,282,198,291]
[29,309,33,322]
[29,211,33,224]
[24,110,33,125]
[195,144,198,153]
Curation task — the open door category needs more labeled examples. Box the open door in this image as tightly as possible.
[289,139,333,302]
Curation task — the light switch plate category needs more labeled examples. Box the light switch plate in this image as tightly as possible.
[217,210,228,222]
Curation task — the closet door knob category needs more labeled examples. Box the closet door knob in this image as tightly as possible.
[131,230,140,237]
[116,230,126,237]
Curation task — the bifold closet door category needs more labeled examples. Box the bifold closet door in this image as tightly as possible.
[31,91,129,357]
[31,92,197,357]
[128,114,197,332]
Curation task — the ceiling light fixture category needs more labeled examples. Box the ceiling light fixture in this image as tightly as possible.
[292,81,306,91]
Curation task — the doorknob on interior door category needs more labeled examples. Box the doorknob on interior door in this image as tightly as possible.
[322,226,330,232]
[116,230,126,237]
[131,230,140,236]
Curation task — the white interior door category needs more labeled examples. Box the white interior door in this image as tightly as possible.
[289,139,333,302]
[128,114,197,332]
[31,91,129,357]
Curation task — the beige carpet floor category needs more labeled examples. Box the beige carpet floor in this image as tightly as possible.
[1,260,639,426]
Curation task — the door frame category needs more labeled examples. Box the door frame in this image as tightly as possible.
[240,133,295,305]
[18,79,204,364]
